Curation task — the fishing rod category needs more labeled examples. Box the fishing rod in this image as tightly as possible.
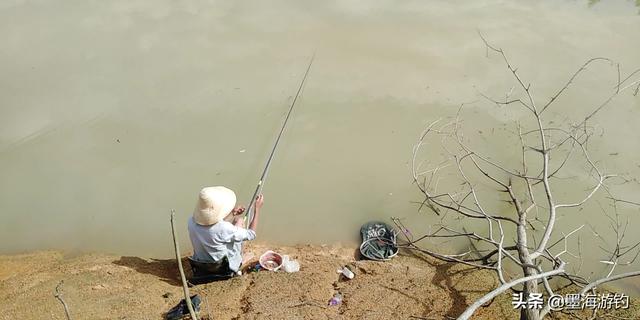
[244,54,315,226]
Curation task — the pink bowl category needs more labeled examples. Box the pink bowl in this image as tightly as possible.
[259,250,283,271]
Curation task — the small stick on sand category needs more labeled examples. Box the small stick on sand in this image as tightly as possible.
[288,300,327,309]
[53,280,72,320]
[171,209,198,320]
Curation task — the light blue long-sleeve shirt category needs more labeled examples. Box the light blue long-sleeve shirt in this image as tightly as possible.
[187,216,256,272]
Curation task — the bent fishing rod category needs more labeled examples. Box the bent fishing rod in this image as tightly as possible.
[244,54,315,226]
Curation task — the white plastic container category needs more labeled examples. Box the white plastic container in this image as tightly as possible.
[281,255,300,273]
[337,266,354,279]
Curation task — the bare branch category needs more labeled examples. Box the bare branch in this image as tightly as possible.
[580,271,640,295]
[540,58,612,114]
[54,280,72,320]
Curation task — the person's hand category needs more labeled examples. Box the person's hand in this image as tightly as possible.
[233,216,245,227]
[232,205,246,216]
[255,194,264,209]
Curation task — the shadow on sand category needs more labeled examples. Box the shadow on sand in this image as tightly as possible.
[112,256,188,286]
[400,249,495,318]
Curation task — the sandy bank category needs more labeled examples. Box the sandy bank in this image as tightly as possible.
[1,243,637,319]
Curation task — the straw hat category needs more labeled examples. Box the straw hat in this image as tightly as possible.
[193,186,237,226]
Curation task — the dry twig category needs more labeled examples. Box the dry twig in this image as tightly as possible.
[53,280,72,320]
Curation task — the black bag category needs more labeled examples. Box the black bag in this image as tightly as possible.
[359,221,398,261]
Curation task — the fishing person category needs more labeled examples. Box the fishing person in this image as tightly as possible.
[188,186,264,275]
[186,55,313,283]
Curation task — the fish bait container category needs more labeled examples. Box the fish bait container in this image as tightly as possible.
[259,250,283,271]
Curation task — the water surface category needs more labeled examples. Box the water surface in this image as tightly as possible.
[1,0,639,292]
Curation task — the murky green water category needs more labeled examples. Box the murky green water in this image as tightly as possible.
[1,0,639,293]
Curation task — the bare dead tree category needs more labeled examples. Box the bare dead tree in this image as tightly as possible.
[396,35,640,320]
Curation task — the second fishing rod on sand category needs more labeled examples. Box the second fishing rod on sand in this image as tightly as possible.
[242,54,315,227]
